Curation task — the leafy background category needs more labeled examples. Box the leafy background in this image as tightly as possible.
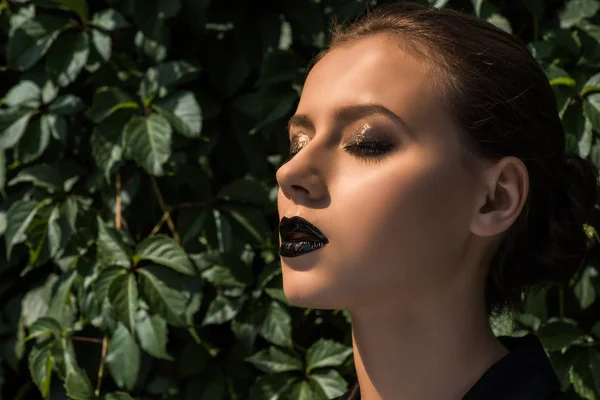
[0,0,599,399]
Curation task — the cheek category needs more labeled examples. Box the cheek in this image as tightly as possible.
[330,150,473,284]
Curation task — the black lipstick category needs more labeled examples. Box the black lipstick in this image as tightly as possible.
[279,216,329,257]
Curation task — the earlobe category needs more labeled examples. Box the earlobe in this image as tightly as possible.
[470,157,529,237]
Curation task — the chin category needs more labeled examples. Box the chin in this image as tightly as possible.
[281,266,343,310]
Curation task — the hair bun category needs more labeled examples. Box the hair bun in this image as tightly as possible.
[528,152,600,287]
[559,151,599,223]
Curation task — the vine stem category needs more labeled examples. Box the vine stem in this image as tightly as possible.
[94,173,122,396]
[95,335,108,397]
[148,201,208,234]
[13,382,32,400]
[150,211,170,235]
[150,175,180,243]
[71,336,103,344]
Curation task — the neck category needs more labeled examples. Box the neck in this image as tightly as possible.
[349,284,508,399]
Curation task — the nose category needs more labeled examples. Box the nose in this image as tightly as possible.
[276,140,328,204]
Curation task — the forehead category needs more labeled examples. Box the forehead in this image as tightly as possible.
[297,35,440,130]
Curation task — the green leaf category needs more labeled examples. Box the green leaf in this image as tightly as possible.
[104,393,135,400]
[90,111,129,180]
[574,266,598,310]
[245,346,303,374]
[199,253,253,288]
[21,63,59,104]
[489,313,515,336]
[250,92,297,134]
[260,300,292,348]
[212,209,233,253]
[5,199,47,261]
[257,263,281,290]
[50,337,77,379]
[96,217,132,268]
[140,61,199,101]
[94,266,127,301]
[584,93,600,133]
[92,9,129,31]
[7,15,69,70]
[123,113,172,176]
[51,0,89,22]
[8,162,76,193]
[538,320,585,352]
[0,108,34,150]
[231,305,263,351]
[578,117,594,158]
[569,348,598,400]
[136,311,172,360]
[87,87,138,123]
[225,205,268,244]
[4,81,41,108]
[46,269,78,326]
[153,91,202,138]
[26,317,63,342]
[108,272,139,332]
[138,264,188,326]
[25,203,62,267]
[21,275,58,327]
[309,369,348,399]
[64,365,95,400]
[91,29,111,62]
[284,381,316,400]
[545,65,577,87]
[523,287,548,322]
[134,26,168,64]
[0,149,5,198]
[46,30,90,87]
[47,114,68,142]
[247,373,296,400]
[28,345,53,399]
[178,207,208,246]
[264,287,287,305]
[105,323,140,391]
[431,0,450,8]
[202,293,244,326]
[581,73,600,96]
[306,339,353,373]
[135,234,195,275]
[49,94,85,115]
[559,0,600,29]
[15,114,52,164]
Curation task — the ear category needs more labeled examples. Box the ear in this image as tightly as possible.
[470,156,529,237]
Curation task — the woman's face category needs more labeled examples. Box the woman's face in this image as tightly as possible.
[276,35,483,311]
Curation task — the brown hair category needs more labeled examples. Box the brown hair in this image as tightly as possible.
[313,2,599,320]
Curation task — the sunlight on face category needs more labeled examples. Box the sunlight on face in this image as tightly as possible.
[276,35,480,311]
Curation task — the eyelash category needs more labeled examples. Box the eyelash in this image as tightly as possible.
[287,138,394,164]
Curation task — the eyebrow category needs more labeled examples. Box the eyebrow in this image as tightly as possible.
[287,103,411,133]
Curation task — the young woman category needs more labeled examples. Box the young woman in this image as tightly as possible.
[276,2,598,399]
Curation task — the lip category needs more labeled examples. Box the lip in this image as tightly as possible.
[279,216,329,243]
[279,216,329,257]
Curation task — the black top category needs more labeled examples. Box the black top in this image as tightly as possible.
[335,333,576,399]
